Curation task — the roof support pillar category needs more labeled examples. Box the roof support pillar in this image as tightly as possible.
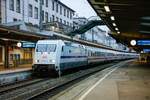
[4,42,9,68]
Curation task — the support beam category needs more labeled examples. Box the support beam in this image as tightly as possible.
[4,42,9,68]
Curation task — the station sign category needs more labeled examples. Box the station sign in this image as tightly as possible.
[143,49,150,53]
[137,40,150,46]
[21,42,36,48]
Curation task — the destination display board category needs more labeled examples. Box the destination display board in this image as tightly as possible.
[21,42,36,48]
[137,40,150,46]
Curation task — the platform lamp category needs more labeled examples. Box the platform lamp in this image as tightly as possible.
[17,42,22,47]
[130,40,136,46]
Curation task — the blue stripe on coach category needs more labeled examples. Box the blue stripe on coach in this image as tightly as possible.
[61,56,87,58]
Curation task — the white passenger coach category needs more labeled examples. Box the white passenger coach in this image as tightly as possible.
[33,40,138,76]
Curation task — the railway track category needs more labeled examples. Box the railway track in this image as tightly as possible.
[0,60,130,100]
[0,78,46,94]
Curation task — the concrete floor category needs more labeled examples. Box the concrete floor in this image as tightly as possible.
[50,60,150,100]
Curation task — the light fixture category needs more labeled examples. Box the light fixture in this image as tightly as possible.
[117,31,120,34]
[17,42,22,47]
[130,40,136,46]
[110,16,115,20]
[141,51,144,53]
[112,23,116,26]
[115,28,118,31]
[104,6,110,12]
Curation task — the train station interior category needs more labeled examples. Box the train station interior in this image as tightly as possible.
[0,0,150,100]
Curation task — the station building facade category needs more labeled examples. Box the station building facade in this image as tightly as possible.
[0,0,75,66]
[0,0,74,26]
[73,17,112,46]
[0,0,128,67]
[73,17,128,50]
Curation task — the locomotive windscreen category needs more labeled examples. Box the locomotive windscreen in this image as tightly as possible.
[36,44,57,52]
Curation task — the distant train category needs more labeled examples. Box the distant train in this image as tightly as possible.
[32,40,138,76]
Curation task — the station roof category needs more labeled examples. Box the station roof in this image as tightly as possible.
[0,25,129,52]
[0,25,50,45]
[88,0,150,52]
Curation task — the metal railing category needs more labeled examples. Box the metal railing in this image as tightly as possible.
[42,21,73,34]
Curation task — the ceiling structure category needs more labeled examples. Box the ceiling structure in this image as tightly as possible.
[0,25,50,46]
[88,0,150,52]
[0,25,123,52]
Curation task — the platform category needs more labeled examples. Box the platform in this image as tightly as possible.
[78,61,150,100]
[50,60,150,100]
[0,64,32,75]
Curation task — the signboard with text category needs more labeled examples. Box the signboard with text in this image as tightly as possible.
[137,40,150,46]
[21,42,36,48]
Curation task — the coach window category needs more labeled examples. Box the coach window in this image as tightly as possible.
[62,46,64,52]
[69,50,71,53]
[88,51,90,56]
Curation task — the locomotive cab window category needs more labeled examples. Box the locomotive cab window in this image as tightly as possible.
[36,44,56,52]
[36,44,47,52]
[47,44,56,52]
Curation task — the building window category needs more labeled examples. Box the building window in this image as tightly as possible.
[49,17,51,22]
[52,15,55,22]
[42,10,44,21]
[60,18,62,23]
[28,4,33,17]
[9,0,14,11]
[46,0,48,7]
[16,0,21,13]
[67,22,69,26]
[56,3,58,13]
[52,1,55,11]
[64,8,66,16]
[0,18,1,23]
[45,12,48,22]
[70,23,72,27]
[13,18,17,22]
[34,7,38,19]
[42,0,44,5]
[64,20,66,25]
[67,10,69,18]
[35,0,38,2]
[70,12,72,19]
[56,17,59,22]
[60,6,62,15]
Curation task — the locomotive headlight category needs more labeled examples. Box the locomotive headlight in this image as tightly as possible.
[35,60,39,63]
